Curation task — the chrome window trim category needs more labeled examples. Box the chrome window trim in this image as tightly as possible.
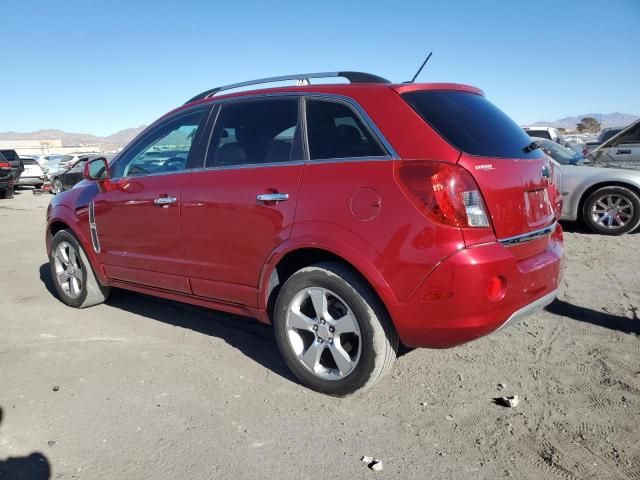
[114,169,195,181]
[191,160,306,173]
[498,222,557,246]
[202,92,399,164]
[189,156,398,174]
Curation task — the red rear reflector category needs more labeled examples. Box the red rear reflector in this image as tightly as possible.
[397,161,491,228]
[486,275,506,302]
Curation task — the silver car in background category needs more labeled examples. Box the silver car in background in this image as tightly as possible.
[534,137,640,235]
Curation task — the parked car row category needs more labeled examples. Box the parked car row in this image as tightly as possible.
[0,151,110,199]
[49,155,112,194]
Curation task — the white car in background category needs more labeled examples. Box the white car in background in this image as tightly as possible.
[534,137,640,235]
[524,126,566,144]
[16,157,45,189]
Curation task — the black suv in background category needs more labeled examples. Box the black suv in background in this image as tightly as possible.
[0,152,15,198]
[0,150,25,190]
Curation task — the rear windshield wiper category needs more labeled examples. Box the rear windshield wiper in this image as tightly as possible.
[523,141,540,154]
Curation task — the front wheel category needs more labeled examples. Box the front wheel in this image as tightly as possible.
[583,186,640,235]
[49,229,111,308]
[52,178,63,195]
[273,262,398,396]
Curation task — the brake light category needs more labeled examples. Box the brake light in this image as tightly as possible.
[0,161,10,168]
[397,161,490,228]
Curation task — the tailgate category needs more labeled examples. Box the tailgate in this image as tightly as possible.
[458,154,555,240]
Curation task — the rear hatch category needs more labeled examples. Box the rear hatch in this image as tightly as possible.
[21,158,44,178]
[0,150,24,181]
[402,89,557,249]
[0,153,13,184]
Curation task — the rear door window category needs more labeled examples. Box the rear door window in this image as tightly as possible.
[305,99,387,160]
[403,90,543,159]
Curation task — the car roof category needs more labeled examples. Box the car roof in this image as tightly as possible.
[170,82,483,121]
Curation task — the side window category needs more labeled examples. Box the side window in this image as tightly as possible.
[114,109,205,178]
[305,99,386,160]
[71,159,87,171]
[205,98,299,167]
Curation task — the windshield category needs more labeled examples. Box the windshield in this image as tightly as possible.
[600,129,622,143]
[525,129,552,140]
[534,137,581,164]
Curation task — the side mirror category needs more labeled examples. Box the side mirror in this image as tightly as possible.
[84,157,109,181]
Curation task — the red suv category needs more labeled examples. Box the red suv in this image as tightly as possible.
[46,72,565,395]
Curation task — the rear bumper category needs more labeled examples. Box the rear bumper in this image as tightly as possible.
[390,223,565,348]
[17,176,44,186]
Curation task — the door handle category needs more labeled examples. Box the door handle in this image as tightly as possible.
[256,193,289,203]
[154,196,177,205]
[616,149,632,155]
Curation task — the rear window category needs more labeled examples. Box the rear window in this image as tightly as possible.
[600,129,621,143]
[403,90,543,159]
[525,129,552,140]
[0,150,19,161]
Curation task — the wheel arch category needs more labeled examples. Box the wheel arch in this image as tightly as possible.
[577,181,640,221]
[259,242,398,328]
[46,207,109,286]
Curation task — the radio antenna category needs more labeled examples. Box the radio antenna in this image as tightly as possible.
[407,51,433,83]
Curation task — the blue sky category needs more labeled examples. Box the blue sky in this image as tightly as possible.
[1,0,638,136]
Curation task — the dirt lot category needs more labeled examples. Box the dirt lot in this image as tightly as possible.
[1,189,639,480]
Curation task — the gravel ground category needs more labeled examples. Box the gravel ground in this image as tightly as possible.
[1,189,639,480]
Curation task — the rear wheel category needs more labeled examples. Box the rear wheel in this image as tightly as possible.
[49,229,111,308]
[0,187,12,199]
[583,186,640,235]
[273,262,398,396]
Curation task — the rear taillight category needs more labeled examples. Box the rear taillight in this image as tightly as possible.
[397,161,491,228]
[582,148,588,156]
[0,161,10,168]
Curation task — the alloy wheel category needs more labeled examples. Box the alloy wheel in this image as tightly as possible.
[285,287,361,380]
[591,193,634,229]
[53,241,83,298]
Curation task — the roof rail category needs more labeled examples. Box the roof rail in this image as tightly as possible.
[185,71,391,104]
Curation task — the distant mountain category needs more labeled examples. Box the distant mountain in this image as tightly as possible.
[527,113,639,130]
[0,125,147,146]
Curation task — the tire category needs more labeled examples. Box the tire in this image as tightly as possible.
[582,186,640,235]
[49,229,111,308]
[0,187,12,199]
[52,178,63,195]
[273,261,398,396]
[35,183,43,189]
